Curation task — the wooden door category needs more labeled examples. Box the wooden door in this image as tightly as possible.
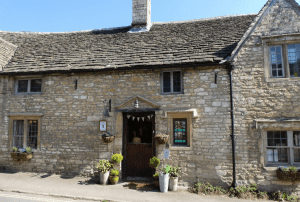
[123,112,155,179]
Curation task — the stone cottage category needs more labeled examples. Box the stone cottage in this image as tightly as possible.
[1,0,300,193]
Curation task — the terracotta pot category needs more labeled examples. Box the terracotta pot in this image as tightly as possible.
[102,135,115,143]
[100,171,110,185]
[109,176,119,185]
[154,179,159,187]
[169,177,178,191]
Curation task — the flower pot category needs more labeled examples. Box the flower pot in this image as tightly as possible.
[153,179,159,187]
[159,172,169,193]
[102,135,115,143]
[169,177,178,191]
[100,171,110,185]
[109,175,119,185]
[11,153,33,161]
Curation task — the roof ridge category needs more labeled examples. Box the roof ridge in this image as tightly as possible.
[0,37,18,48]
[152,14,257,25]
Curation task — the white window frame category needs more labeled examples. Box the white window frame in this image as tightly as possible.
[265,131,300,166]
[15,76,42,95]
[8,113,42,151]
[161,69,183,94]
[269,45,285,78]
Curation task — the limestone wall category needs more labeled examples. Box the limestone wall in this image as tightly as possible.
[231,0,300,194]
[0,66,232,185]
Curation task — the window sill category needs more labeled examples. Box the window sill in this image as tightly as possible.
[15,92,42,95]
[161,92,184,95]
[265,77,300,83]
[169,146,192,151]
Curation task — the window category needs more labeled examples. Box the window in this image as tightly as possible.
[9,113,42,151]
[16,79,42,93]
[173,118,187,145]
[266,131,300,165]
[268,43,300,78]
[161,70,183,94]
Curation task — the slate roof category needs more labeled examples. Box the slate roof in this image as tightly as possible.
[0,14,256,74]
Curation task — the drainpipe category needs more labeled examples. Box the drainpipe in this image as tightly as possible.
[229,66,237,188]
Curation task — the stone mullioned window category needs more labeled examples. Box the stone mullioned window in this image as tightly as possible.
[161,70,183,94]
[15,76,42,94]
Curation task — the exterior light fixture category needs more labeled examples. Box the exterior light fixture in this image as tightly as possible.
[134,99,139,108]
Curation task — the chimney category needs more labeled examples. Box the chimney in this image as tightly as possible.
[129,0,152,33]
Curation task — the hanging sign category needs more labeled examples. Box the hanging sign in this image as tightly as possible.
[164,149,170,159]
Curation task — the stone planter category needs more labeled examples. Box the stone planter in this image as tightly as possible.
[109,176,119,185]
[159,172,169,193]
[100,171,110,185]
[155,135,169,144]
[169,177,178,191]
[11,153,33,161]
[102,135,115,143]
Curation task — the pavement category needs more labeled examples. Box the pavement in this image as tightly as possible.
[0,172,267,202]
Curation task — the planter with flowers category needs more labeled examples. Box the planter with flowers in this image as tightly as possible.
[96,160,112,185]
[11,147,33,162]
[155,133,169,144]
[159,165,170,193]
[102,132,115,143]
[109,169,120,185]
[277,166,300,181]
[169,166,181,191]
[149,157,160,188]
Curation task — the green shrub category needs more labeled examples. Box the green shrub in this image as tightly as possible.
[111,153,123,164]
[149,157,160,169]
[12,147,18,152]
[153,172,159,180]
[160,165,170,174]
[289,166,298,172]
[110,169,119,176]
[193,182,226,195]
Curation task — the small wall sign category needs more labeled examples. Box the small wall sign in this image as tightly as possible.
[164,149,170,159]
[99,121,107,132]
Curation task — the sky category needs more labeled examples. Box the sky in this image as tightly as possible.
[0,0,288,32]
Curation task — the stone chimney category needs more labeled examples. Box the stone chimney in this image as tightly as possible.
[129,0,152,33]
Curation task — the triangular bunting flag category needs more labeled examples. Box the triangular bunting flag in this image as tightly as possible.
[151,114,154,118]
[127,115,131,119]
[147,115,151,120]
[142,117,145,122]
[132,116,135,121]
[137,117,140,122]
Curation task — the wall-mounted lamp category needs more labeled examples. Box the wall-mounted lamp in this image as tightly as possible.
[215,72,218,84]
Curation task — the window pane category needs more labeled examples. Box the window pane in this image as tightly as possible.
[294,148,300,162]
[173,71,181,92]
[267,131,287,146]
[174,119,187,145]
[27,120,38,149]
[267,148,288,162]
[163,72,171,93]
[30,79,42,92]
[294,131,300,146]
[269,46,283,77]
[18,80,28,92]
[288,44,300,77]
[13,120,24,149]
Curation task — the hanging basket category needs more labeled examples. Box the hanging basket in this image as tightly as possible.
[155,135,169,144]
[276,170,300,181]
[11,152,33,161]
[102,135,115,143]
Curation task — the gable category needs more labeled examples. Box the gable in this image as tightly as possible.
[115,95,160,111]
[229,0,300,63]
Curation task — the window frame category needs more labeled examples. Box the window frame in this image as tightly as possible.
[166,112,192,150]
[15,76,42,95]
[262,34,300,82]
[160,69,183,95]
[264,130,300,166]
[8,113,42,151]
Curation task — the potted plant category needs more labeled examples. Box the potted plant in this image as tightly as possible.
[102,132,114,143]
[111,153,123,164]
[159,165,170,193]
[109,169,120,185]
[276,166,300,181]
[169,166,181,191]
[11,147,33,161]
[153,172,159,188]
[155,132,169,144]
[96,160,112,185]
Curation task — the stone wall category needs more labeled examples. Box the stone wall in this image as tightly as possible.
[231,0,300,194]
[0,66,233,186]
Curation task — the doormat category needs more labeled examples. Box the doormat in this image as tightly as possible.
[123,182,155,191]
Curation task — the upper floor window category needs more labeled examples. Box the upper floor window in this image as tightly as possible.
[161,70,183,94]
[16,79,42,94]
[269,43,300,78]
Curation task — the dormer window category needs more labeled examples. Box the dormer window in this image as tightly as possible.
[16,79,42,94]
